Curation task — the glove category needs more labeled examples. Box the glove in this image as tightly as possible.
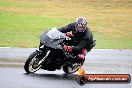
[66,33,73,37]
[63,45,72,53]
[82,48,87,55]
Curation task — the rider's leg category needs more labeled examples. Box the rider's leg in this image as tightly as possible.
[76,48,87,63]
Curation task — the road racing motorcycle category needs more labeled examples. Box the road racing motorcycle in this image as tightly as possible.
[24,28,95,74]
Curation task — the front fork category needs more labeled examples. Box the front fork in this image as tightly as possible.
[37,50,50,65]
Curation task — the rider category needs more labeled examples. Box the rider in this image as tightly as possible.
[58,17,95,63]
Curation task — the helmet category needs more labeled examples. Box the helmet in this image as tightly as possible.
[75,17,87,32]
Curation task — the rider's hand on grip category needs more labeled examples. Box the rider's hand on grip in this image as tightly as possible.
[66,33,73,37]
[63,45,72,53]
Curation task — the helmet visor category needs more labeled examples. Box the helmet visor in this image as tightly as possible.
[76,23,86,32]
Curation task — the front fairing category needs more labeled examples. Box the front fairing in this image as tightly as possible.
[40,35,64,49]
[40,28,69,49]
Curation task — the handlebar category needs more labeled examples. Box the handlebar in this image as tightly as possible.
[60,42,74,59]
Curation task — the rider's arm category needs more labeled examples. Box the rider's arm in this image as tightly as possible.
[72,39,88,53]
[58,23,75,33]
[63,37,92,53]
[72,28,94,53]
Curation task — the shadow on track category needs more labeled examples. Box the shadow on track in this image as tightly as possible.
[24,73,78,81]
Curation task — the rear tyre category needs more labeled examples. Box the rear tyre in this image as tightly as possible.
[24,50,42,73]
[63,63,81,74]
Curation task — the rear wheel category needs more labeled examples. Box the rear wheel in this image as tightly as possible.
[63,63,82,74]
[24,50,43,73]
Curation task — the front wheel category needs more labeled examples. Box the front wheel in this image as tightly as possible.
[24,50,43,73]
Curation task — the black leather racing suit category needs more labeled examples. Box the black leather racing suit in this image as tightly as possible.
[58,22,94,54]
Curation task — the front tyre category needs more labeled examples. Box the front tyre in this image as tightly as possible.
[24,50,42,73]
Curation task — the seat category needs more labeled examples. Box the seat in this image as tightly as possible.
[87,38,96,52]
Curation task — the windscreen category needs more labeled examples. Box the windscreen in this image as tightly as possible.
[40,28,67,49]
[47,28,66,39]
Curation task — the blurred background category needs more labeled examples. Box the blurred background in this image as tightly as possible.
[0,0,132,49]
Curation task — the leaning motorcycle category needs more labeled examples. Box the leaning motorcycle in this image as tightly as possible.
[24,28,85,74]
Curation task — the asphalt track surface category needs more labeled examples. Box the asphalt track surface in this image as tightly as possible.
[0,47,132,88]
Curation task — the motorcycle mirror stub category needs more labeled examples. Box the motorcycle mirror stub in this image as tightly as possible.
[65,37,71,41]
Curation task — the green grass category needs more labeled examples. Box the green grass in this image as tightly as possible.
[93,32,132,49]
[0,0,132,49]
[0,12,72,47]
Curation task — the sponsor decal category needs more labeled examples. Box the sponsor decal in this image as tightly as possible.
[77,67,131,85]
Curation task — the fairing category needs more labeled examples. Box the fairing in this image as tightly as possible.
[40,28,70,49]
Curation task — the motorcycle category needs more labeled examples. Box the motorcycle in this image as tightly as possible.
[24,28,88,74]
